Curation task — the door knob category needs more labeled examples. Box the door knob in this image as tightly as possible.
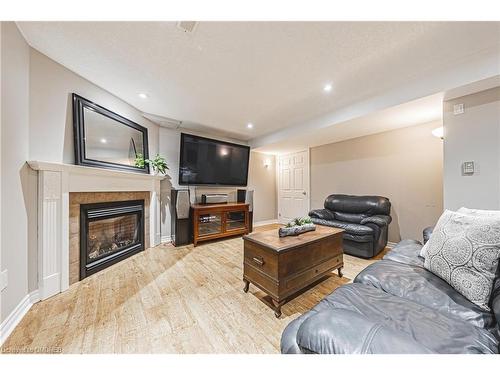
[302,191,306,195]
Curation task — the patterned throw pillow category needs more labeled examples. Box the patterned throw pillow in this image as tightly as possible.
[423,210,500,311]
[420,208,500,259]
[458,207,500,218]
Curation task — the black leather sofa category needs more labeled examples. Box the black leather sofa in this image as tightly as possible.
[280,237,500,354]
[309,194,391,258]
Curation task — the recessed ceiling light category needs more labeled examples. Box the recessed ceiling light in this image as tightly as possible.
[100,138,107,144]
[138,93,148,99]
[323,84,333,93]
[247,123,254,129]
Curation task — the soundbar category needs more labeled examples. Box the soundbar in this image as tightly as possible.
[201,194,228,204]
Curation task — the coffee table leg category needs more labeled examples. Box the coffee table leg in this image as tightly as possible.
[272,299,283,318]
[243,279,250,293]
[338,267,343,278]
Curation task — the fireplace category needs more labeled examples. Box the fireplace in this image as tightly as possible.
[80,199,145,280]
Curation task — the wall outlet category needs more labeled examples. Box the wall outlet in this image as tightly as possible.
[453,103,464,115]
[0,269,7,291]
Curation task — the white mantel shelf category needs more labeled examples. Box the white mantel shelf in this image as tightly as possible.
[28,160,163,301]
[28,160,164,180]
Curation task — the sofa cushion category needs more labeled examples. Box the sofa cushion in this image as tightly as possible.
[310,218,373,237]
[354,260,496,330]
[295,309,433,354]
[333,211,369,224]
[315,284,499,353]
[324,194,391,216]
[424,210,500,311]
[383,239,424,267]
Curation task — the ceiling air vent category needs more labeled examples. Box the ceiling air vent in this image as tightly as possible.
[176,21,198,34]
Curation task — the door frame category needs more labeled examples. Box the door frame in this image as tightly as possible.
[277,149,311,224]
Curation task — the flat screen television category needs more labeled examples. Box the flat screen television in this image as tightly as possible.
[179,133,250,186]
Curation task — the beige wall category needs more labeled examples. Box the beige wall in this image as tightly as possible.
[444,86,500,210]
[157,127,278,240]
[0,22,31,322]
[310,121,443,243]
[247,151,277,223]
[29,49,159,164]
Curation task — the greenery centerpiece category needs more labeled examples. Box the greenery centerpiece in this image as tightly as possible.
[278,216,316,238]
[135,153,169,175]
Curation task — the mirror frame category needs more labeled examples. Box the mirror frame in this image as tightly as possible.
[72,93,150,174]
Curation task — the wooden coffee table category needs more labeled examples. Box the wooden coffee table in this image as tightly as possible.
[242,225,344,318]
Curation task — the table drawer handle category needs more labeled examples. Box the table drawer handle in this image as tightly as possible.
[252,257,265,266]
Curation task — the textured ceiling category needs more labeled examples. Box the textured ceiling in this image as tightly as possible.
[18,21,500,144]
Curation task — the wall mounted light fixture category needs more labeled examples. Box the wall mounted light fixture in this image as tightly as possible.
[432,126,444,139]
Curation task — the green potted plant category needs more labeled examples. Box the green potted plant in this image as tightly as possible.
[135,153,169,176]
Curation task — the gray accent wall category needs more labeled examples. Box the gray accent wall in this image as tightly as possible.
[1,22,31,322]
[443,86,500,210]
[310,121,444,243]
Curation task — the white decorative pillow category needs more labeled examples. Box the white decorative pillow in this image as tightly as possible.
[423,209,500,310]
[458,207,500,218]
[420,207,500,259]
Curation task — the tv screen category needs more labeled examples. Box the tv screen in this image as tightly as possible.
[179,133,250,186]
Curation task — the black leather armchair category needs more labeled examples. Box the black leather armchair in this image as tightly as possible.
[309,194,392,258]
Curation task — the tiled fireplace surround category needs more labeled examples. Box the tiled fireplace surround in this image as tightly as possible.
[69,192,151,285]
[28,161,162,300]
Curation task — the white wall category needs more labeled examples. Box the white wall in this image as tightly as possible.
[0,22,30,322]
[443,87,500,210]
[29,48,159,164]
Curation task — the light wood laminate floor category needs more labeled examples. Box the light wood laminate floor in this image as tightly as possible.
[2,225,386,354]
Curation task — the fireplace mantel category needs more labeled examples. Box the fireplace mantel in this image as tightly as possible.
[28,160,164,300]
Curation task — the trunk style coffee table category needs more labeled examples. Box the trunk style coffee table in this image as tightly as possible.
[242,225,344,318]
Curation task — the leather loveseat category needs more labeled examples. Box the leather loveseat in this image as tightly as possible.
[309,194,391,258]
[280,236,500,354]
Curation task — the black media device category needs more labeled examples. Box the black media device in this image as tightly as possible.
[171,189,191,246]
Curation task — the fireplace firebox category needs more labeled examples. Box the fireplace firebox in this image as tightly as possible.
[80,200,145,280]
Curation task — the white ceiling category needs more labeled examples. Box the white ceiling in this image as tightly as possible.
[17,21,500,149]
[254,92,444,154]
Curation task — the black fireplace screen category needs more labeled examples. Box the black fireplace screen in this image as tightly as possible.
[80,200,145,280]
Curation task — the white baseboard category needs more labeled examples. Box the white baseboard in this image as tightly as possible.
[253,219,279,227]
[386,241,398,249]
[0,290,39,346]
[161,235,172,244]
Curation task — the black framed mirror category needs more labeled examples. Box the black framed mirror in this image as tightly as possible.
[72,93,150,174]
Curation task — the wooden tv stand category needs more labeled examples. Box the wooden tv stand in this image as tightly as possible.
[192,202,250,246]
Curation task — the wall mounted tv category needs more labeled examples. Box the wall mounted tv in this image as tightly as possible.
[179,133,251,186]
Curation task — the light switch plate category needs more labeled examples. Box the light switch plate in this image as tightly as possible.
[0,269,8,291]
[453,103,465,115]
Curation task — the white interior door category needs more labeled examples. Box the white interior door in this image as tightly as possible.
[278,150,310,224]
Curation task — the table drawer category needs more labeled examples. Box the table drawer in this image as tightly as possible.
[284,254,342,292]
[243,263,279,299]
[244,241,278,277]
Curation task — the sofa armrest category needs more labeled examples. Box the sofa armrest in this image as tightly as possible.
[360,215,392,227]
[423,226,434,244]
[308,208,335,221]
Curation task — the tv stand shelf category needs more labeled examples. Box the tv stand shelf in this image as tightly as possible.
[192,202,250,246]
